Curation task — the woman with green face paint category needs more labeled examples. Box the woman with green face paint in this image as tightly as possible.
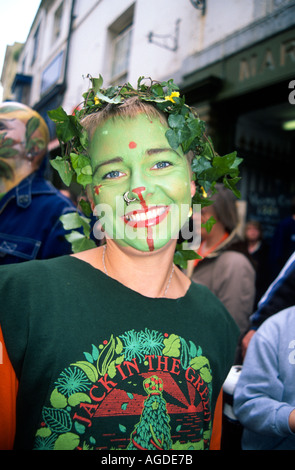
[76,98,195,298]
[0,82,240,451]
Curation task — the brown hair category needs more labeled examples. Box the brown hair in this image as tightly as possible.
[81,96,168,139]
[81,96,195,167]
[211,183,238,232]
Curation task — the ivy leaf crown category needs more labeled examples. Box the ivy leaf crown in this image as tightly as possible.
[48,74,242,201]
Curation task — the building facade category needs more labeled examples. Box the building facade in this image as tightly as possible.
[2,0,295,240]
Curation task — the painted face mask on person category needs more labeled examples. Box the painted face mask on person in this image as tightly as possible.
[90,113,195,252]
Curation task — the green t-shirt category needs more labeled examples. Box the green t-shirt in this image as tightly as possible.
[0,255,239,450]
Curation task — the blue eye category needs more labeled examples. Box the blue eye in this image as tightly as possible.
[151,161,172,170]
[103,170,124,179]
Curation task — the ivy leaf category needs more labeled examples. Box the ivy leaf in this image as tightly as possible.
[91,75,103,93]
[201,216,216,233]
[65,231,96,253]
[50,156,74,186]
[79,199,92,217]
[95,90,122,104]
[165,128,179,149]
[60,212,92,238]
[173,246,202,269]
[168,114,185,129]
[48,107,81,142]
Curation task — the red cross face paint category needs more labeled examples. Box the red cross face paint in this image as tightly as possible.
[90,113,193,252]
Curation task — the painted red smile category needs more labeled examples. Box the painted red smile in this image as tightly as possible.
[122,205,170,228]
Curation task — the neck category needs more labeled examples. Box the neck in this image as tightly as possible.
[73,238,191,299]
[103,239,177,298]
[201,222,227,252]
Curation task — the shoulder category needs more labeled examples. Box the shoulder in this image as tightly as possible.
[187,281,239,331]
[218,250,255,272]
[257,306,295,339]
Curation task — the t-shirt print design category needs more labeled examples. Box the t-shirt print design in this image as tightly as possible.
[33,328,213,450]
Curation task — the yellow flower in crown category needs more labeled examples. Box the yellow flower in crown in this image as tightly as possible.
[201,186,208,198]
[165,91,180,103]
[94,96,100,105]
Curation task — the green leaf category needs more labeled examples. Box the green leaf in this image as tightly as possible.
[54,432,80,450]
[50,388,68,409]
[173,247,202,269]
[201,216,216,232]
[42,407,72,434]
[47,106,68,122]
[25,116,40,142]
[65,231,96,253]
[91,75,103,93]
[95,90,122,104]
[165,128,179,149]
[0,147,18,158]
[59,212,92,238]
[50,157,74,186]
[168,114,185,128]
[79,199,92,217]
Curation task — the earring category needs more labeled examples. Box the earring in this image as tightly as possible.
[123,191,136,206]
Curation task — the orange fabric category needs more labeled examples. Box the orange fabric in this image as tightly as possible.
[0,325,18,450]
[194,232,229,267]
[209,389,223,450]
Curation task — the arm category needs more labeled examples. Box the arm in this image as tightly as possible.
[234,325,295,438]
[0,325,18,450]
[213,252,255,336]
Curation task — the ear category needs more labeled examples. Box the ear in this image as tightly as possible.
[190,180,196,198]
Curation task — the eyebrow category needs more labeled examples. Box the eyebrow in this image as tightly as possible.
[147,148,181,157]
[93,157,123,175]
[93,148,181,176]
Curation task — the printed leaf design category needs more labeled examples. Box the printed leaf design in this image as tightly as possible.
[97,335,115,376]
[71,360,99,383]
[162,334,181,357]
[190,356,212,383]
[26,117,40,142]
[68,392,92,407]
[42,407,72,434]
[50,388,68,409]
[54,432,80,450]
[92,344,99,361]
[119,424,127,433]
[83,352,94,363]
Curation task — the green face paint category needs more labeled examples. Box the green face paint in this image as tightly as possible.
[90,113,192,252]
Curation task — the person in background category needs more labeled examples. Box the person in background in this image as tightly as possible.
[187,184,256,363]
[234,305,295,450]
[0,101,77,264]
[244,220,271,309]
[271,196,295,279]
[241,251,295,358]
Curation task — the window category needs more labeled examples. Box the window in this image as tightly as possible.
[40,51,64,95]
[53,3,63,42]
[31,24,40,65]
[111,24,133,82]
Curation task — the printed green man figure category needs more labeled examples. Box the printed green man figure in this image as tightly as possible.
[128,375,173,450]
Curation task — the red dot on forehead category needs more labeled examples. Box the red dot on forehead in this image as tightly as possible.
[129,141,137,149]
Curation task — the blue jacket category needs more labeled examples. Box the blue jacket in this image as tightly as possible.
[234,306,295,450]
[250,251,295,329]
[0,170,77,264]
